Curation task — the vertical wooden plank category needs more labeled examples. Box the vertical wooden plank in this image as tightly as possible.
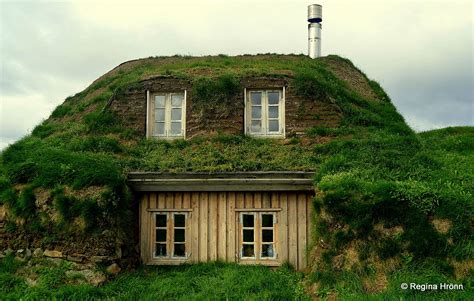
[227,192,236,262]
[253,193,262,209]
[297,193,307,270]
[288,193,298,269]
[218,192,227,261]
[236,193,244,209]
[140,194,148,263]
[209,193,218,261]
[279,193,288,265]
[183,192,191,209]
[244,192,253,209]
[199,192,208,262]
[166,192,173,209]
[174,192,183,209]
[262,192,271,208]
[157,193,165,209]
[271,192,280,209]
[191,192,199,262]
[148,193,157,209]
[306,193,313,256]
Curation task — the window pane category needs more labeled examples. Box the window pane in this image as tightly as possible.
[154,122,165,135]
[155,96,165,108]
[174,214,185,227]
[155,108,165,122]
[171,108,182,121]
[156,214,167,227]
[251,120,261,133]
[156,229,167,242]
[174,229,185,242]
[242,244,254,257]
[250,92,262,105]
[170,122,182,135]
[251,106,261,119]
[243,229,254,242]
[268,120,279,132]
[262,230,273,242]
[174,244,186,257]
[261,244,274,258]
[155,243,167,257]
[268,92,280,105]
[262,214,273,227]
[171,94,183,107]
[268,106,279,119]
[243,214,254,227]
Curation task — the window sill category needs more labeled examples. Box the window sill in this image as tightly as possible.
[147,258,190,265]
[238,259,281,266]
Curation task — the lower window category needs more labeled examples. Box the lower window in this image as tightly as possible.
[239,212,277,260]
[154,212,188,259]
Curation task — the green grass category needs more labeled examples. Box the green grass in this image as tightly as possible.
[1,260,308,300]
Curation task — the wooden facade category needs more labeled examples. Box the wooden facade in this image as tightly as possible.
[132,172,315,270]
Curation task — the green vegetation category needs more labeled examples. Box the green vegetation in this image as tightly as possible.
[0,54,472,299]
[1,257,307,300]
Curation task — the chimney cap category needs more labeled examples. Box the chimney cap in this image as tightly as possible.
[308,4,322,23]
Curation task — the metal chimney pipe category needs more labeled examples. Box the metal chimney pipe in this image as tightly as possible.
[308,4,322,58]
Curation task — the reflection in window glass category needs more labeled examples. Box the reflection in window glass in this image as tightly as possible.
[155,244,167,257]
[155,95,165,107]
[268,92,279,104]
[154,123,165,135]
[251,92,262,105]
[251,106,261,119]
[171,108,182,121]
[171,94,183,107]
[268,120,279,132]
[268,106,278,118]
[261,244,274,258]
[242,244,255,257]
[155,108,165,122]
[170,122,182,135]
[251,120,261,132]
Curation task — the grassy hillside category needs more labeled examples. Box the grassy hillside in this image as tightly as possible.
[1,54,472,299]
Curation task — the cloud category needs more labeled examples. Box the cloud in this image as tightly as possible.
[0,0,473,150]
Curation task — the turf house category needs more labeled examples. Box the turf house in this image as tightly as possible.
[1,54,472,298]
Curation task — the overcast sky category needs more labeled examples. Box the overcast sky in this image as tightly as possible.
[0,0,473,150]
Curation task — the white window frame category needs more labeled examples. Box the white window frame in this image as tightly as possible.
[239,212,278,261]
[152,212,189,260]
[146,90,187,139]
[244,88,285,138]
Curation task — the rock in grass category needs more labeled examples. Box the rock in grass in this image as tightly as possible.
[106,263,121,275]
[33,248,43,257]
[43,249,63,258]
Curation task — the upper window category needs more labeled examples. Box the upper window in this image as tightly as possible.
[148,92,186,138]
[154,212,188,259]
[245,90,285,137]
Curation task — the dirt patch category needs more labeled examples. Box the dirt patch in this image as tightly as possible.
[450,259,474,279]
[320,56,377,101]
[432,218,452,234]
[362,274,388,294]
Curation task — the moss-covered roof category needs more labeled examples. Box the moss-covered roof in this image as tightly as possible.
[1,55,472,290]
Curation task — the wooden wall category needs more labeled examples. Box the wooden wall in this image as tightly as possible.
[140,191,314,270]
